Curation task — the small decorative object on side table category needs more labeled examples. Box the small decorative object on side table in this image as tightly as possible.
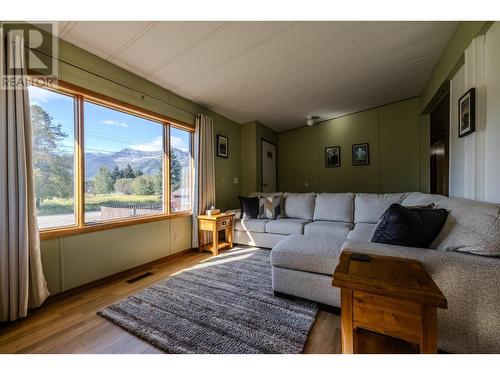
[197,213,234,256]
[332,251,447,354]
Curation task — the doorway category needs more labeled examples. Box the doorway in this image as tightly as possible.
[261,139,277,192]
[430,92,450,196]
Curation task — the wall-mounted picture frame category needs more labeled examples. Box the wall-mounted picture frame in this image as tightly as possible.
[325,146,341,168]
[216,134,228,158]
[352,143,369,166]
[458,88,475,138]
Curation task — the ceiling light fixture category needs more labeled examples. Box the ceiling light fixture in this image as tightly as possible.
[306,116,320,126]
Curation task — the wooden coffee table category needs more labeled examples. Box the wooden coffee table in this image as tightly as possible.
[332,251,447,354]
[197,213,234,256]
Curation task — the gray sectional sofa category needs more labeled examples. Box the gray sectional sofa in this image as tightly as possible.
[232,192,500,353]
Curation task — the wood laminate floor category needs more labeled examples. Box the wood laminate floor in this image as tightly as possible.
[0,249,341,354]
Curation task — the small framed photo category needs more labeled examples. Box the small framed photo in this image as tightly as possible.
[325,146,341,168]
[352,143,369,166]
[458,88,475,138]
[216,135,228,158]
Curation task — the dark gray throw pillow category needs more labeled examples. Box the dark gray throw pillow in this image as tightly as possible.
[239,196,259,219]
[371,203,448,248]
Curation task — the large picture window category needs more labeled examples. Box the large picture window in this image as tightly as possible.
[28,83,194,238]
[28,86,76,230]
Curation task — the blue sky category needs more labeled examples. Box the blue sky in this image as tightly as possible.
[28,85,191,154]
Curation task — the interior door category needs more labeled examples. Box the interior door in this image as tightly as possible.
[261,140,277,193]
[430,92,450,196]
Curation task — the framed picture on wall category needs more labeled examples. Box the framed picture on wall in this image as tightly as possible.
[352,143,369,166]
[325,146,341,167]
[216,135,228,158]
[458,88,475,138]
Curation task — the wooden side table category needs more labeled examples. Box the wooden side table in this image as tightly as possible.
[197,213,234,256]
[332,251,447,354]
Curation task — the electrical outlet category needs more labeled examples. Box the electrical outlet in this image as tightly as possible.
[174,231,181,241]
[234,177,239,184]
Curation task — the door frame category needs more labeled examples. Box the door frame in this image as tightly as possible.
[261,138,278,192]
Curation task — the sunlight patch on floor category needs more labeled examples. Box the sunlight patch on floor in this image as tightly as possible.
[171,246,264,276]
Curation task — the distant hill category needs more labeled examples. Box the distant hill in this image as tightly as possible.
[85,148,190,178]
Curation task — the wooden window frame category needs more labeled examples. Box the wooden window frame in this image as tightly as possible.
[29,79,194,241]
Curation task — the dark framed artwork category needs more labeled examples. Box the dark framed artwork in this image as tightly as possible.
[458,88,475,138]
[352,143,369,166]
[325,146,341,168]
[216,134,228,158]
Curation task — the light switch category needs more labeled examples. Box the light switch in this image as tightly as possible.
[234,177,239,184]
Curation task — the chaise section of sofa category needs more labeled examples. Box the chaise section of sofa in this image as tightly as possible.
[235,190,500,353]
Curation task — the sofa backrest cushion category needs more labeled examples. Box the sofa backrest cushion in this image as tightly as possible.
[283,193,316,220]
[354,193,408,223]
[402,192,500,257]
[313,193,355,223]
[248,192,283,198]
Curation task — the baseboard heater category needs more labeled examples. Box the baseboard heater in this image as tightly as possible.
[126,271,154,284]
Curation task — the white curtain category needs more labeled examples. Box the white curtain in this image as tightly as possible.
[0,31,50,322]
[192,114,216,248]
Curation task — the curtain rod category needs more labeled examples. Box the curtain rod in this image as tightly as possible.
[28,47,198,117]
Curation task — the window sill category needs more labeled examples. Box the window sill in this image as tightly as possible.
[39,211,192,240]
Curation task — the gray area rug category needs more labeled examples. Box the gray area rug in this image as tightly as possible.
[97,247,318,353]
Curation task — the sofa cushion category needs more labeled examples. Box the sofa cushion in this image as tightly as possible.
[270,234,344,275]
[239,196,259,219]
[234,230,286,249]
[371,203,449,248]
[234,218,269,233]
[354,193,408,223]
[402,192,500,257]
[346,223,377,241]
[313,193,354,222]
[283,193,316,220]
[265,218,310,235]
[304,221,353,239]
[258,196,283,219]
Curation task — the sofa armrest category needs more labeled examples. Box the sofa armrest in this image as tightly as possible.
[225,208,241,219]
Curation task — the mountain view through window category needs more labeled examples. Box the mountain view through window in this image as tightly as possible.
[83,100,165,223]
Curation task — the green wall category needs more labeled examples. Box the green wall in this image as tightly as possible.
[41,217,191,294]
[240,121,278,195]
[240,122,258,196]
[29,31,243,294]
[278,98,422,193]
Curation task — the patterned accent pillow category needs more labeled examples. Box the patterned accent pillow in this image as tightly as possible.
[258,196,282,219]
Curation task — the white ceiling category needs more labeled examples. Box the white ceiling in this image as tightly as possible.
[58,21,457,132]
